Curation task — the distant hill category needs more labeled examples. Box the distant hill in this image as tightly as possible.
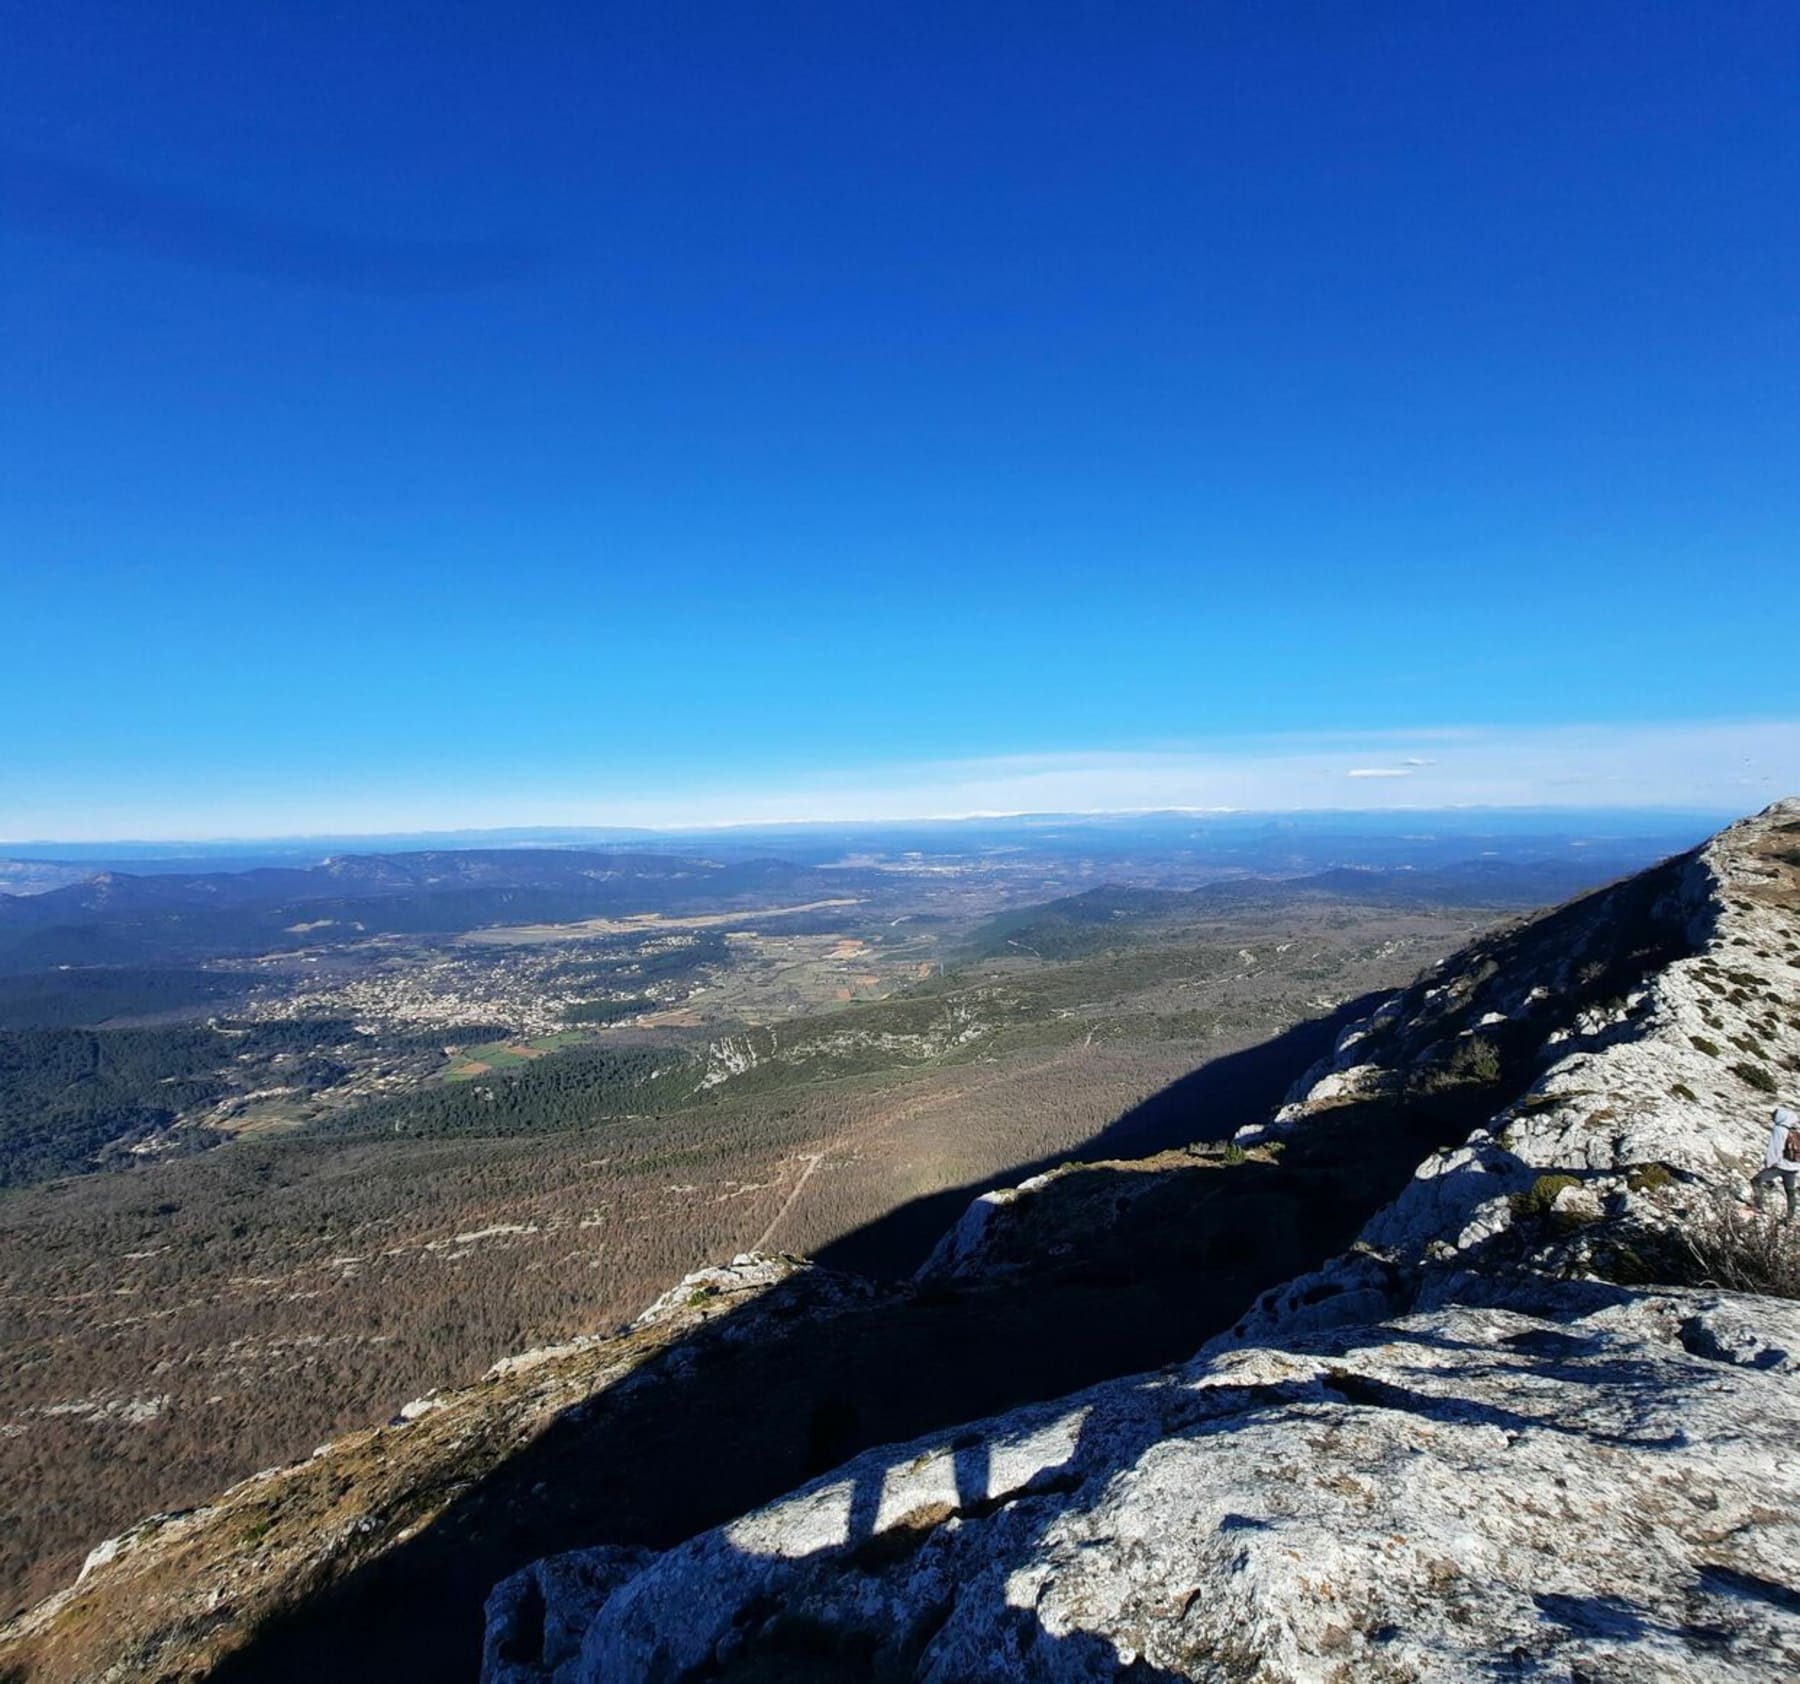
[962,856,1649,962]
[0,850,864,971]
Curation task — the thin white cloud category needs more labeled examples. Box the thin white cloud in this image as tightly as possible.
[6,719,1798,841]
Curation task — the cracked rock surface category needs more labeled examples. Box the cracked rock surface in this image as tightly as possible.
[497,1292,1800,1683]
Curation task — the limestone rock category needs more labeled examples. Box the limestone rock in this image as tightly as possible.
[484,1546,654,1684]
[534,1293,1800,1683]
[914,1175,1056,1283]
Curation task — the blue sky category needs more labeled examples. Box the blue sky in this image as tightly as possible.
[4,3,1797,838]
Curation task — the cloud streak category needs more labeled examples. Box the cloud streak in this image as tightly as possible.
[0,145,540,294]
[630,719,1795,830]
[11,720,1797,841]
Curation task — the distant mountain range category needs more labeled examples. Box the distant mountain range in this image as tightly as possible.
[0,805,1728,874]
[0,850,858,972]
[961,857,1649,962]
[0,819,1704,975]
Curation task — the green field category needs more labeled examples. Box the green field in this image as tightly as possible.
[443,1031,588,1080]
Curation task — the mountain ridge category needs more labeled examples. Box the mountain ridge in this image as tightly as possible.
[0,850,851,972]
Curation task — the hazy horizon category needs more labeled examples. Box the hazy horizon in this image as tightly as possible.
[4,720,1793,846]
[1,796,1752,856]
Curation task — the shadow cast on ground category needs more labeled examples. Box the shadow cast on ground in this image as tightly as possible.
[480,1315,1733,1683]
[206,993,1523,1684]
[814,990,1388,1281]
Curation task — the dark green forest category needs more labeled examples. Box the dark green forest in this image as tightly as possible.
[0,1022,363,1187]
[0,966,245,1031]
[319,1043,701,1141]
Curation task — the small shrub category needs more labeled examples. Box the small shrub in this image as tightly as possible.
[1220,1143,1248,1167]
[1510,1173,1581,1222]
[1691,1036,1721,1057]
[1455,1036,1502,1083]
[1413,1035,1502,1095]
[1669,1082,1698,1103]
[1733,1062,1778,1095]
[1670,1194,1800,1299]
[1592,1241,1662,1287]
[1627,1162,1677,1194]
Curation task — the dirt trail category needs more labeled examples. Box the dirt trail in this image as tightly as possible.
[752,1153,826,1250]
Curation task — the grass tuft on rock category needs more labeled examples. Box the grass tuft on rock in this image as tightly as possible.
[1509,1173,1581,1222]
[1732,1061,1778,1095]
[1626,1162,1677,1195]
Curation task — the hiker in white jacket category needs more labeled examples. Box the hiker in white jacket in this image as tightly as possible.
[1751,1104,1800,1221]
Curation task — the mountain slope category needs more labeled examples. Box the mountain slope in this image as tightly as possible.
[486,800,1800,1682]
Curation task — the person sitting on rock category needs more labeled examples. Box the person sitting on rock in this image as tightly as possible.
[1750,1102,1800,1222]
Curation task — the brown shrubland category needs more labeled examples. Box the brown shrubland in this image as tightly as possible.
[0,903,1485,1614]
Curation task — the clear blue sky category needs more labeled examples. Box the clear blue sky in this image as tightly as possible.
[4,2,1797,837]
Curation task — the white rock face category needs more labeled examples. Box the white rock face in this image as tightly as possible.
[914,1172,1058,1283]
[628,1252,817,1331]
[505,1292,1800,1683]
[490,801,1800,1683]
[1229,800,1800,1344]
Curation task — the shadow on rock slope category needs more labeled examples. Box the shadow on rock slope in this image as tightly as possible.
[812,990,1389,1282]
[198,1005,1543,1683]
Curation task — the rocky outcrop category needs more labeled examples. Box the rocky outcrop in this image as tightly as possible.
[1231,798,1800,1345]
[508,1290,1800,1682]
[701,998,994,1090]
[912,1145,1289,1287]
[491,801,1800,1682]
